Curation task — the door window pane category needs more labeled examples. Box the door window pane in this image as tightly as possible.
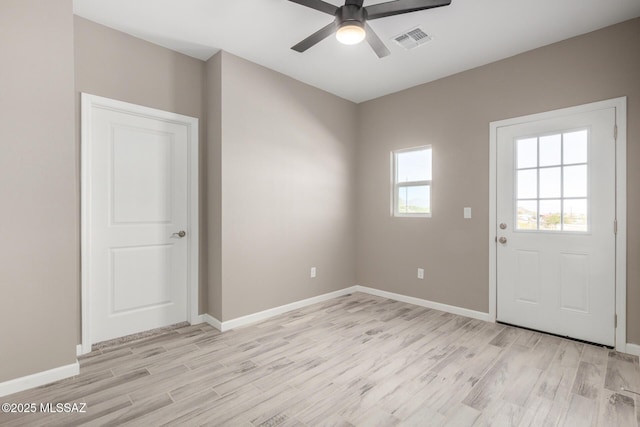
[539,134,561,166]
[517,169,537,199]
[563,130,588,164]
[564,165,587,198]
[563,199,588,232]
[517,201,538,230]
[539,200,561,230]
[539,167,561,198]
[517,138,537,169]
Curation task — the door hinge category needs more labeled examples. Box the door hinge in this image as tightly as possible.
[614,219,618,235]
[615,314,618,328]
[614,124,618,140]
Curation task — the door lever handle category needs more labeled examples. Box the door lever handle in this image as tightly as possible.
[172,231,186,238]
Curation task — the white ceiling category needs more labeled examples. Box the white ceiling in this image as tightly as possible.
[73,0,640,103]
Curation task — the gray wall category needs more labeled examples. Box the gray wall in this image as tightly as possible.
[0,0,77,382]
[213,52,358,321]
[73,17,208,319]
[357,18,640,343]
[205,53,223,320]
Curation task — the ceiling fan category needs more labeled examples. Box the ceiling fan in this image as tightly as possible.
[289,0,452,58]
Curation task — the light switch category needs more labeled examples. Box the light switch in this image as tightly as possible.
[464,207,472,219]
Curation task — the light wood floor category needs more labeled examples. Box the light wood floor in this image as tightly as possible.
[1,292,639,426]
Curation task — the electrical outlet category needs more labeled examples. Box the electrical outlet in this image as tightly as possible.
[417,268,424,279]
[310,267,317,278]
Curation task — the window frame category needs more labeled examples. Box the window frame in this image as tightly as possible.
[392,145,432,218]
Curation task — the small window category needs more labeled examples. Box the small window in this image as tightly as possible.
[393,146,432,217]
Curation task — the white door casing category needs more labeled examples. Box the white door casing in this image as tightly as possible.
[489,97,627,351]
[81,94,199,354]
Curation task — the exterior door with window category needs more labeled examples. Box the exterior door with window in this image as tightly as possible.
[496,107,616,346]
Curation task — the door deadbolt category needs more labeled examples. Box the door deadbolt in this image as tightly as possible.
[499,223,507,230]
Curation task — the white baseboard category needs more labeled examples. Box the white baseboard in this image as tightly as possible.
[221,287,358,331]
[200,313,223,331]
[209,287,357,332]
[355,285,491,322]
[76,344,83,357]
[200,285,489,332]
[0,362,79,398]
[625,343,640,356]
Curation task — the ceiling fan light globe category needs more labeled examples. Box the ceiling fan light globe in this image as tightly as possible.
[336,24,366,45]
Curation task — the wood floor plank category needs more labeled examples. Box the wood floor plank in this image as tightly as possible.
[347,405,400,427]
[597,389,636,427]
[110,344,197,376]
[129,388,219,426]
[81,393,172,427]
[462,345,527,411]
[168,364,225,402]
[489,326,522,348]
[442,403,481,426]
[573,361,605,399]
[605,351,640,394]
[161,384,262,426]
[501,364,543,407]
[1,292,638,427]
[399,403,446,426]
[472,399,524,427]
[51,394,133,427]
[532,339,583,402]
[559,393,599,427]
[517,394,553,427]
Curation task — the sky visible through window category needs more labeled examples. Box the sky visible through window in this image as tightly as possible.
[397,148,432,182]
[396,147,431,214]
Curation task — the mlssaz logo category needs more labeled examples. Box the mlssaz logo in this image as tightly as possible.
[40,402,87,413]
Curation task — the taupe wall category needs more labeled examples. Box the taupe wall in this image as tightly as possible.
[357,18,640,343]
[73,17,208,320]
[205,53,223,320]
[214,52,358,321]
[0,0,77,382]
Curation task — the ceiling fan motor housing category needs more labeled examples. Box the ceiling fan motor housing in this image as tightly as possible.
[336,4,367,29]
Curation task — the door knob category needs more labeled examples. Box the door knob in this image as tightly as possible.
[172,230,186,238]
[498,236,507,244]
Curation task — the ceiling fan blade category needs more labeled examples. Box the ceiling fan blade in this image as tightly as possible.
[365,0,451,20]
[288,0,339,15]
[365,23,391,58]
[291,21,339,52]
[345,0,365,6]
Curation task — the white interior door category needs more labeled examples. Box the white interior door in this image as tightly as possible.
[496,107,616,346]
[86,97,193,344]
